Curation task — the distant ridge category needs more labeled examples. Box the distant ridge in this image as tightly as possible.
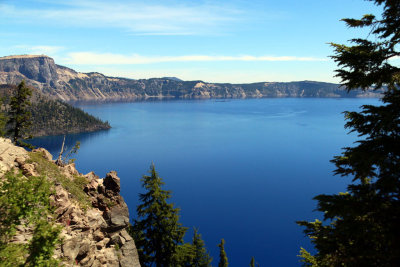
[162,77,183,82]
[0,55,382,102]
[0,54,50,59]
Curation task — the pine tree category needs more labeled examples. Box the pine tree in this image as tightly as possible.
[250,256,255,267]
[298,0,400,266]
[0,97,7,136]
[171,243,195,267]
[218,239,228,267]
[132,163,187,267]
[170,228,212,267]
[192,228,212,267]
[7,80,32,146]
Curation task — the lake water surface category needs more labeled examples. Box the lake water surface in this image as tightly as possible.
[31,98,380,266]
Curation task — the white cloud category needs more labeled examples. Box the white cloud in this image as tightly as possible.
[65,52,329,65]
[0,0,241,35]
[14,45,65,55]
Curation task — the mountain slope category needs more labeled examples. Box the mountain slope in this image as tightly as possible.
[0,55,382,102]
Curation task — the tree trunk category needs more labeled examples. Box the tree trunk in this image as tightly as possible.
[55,135,65,166]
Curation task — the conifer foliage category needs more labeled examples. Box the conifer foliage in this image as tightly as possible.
[298,0,400,266]
[0,98,6,136]
[191,228,213,267]
[7,80,32,146]
[250,256,255,267]
[131,163,187,267]
[218,239,228,267]
[171,228,213,267]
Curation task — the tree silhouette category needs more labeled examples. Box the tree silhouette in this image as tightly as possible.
[218,239,228,267]
[7,80,32,147]
[131,163,187,267]
[298,0,400,265]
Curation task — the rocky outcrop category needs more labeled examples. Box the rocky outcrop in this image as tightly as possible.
[54,169,140,266]
[0,137,141,266]
[0,138,29,176]
[0,55,382,102]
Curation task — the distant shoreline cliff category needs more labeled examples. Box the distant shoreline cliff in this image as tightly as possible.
[0,55,382,102]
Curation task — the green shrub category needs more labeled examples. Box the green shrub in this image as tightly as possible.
[0,170,60,266]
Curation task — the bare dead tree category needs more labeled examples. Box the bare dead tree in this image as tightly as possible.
[55,135,66,166]
[55,135,80,167]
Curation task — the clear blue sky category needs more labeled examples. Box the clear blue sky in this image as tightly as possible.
[0,0,384,83]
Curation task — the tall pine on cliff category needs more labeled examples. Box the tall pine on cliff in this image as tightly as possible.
[297,0,400,265]
[0,98,6,136]
[7,80,32,147]
[131,163,187,267]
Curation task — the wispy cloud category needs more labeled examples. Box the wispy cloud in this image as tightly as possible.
[65,52,329,65]
[14,45,65,55]
[0,0,241,35]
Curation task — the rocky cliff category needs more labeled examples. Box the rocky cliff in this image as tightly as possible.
[0,55,382,101]
[0,137,140,266]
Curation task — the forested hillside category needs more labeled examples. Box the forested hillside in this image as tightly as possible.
[0,84,110,136]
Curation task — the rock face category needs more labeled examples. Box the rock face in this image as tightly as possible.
[0,55,58,84]
[55,169,140,267]
[0,138,29,176]
[0,55,382,102]
[0,137,141,266]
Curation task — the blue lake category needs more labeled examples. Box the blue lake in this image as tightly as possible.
[31,98,380,266]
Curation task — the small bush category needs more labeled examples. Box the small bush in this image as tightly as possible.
[0,170,60,266]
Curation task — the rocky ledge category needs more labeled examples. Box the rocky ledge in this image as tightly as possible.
[53,170,140,266]
[0,138,140,266]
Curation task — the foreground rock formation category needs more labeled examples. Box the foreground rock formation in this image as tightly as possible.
[0,55,382,102]
[0,138,140,266]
